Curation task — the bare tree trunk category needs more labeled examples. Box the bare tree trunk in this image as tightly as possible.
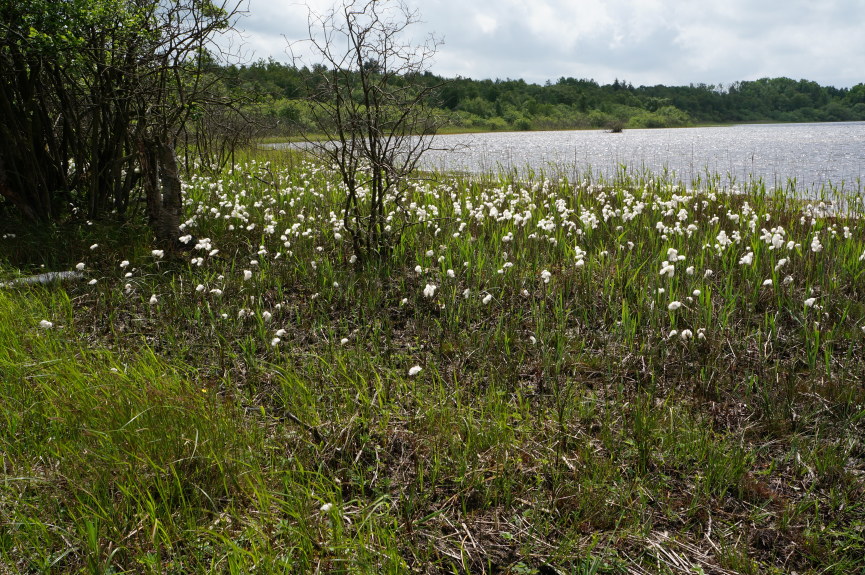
[156,141,182,246]
[0,154,39,221]
[137,137,182,248]
[137,138,162,227]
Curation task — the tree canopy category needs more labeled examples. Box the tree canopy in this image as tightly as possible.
[0,0,243,245]
[223,58,865,134]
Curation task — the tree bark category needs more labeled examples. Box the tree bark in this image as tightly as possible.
[0,154,39,222]
[156,141,182,246]
[138,137,182,248]
[137,138,162,227]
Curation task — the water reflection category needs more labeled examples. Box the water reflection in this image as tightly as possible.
[421,122,865,190]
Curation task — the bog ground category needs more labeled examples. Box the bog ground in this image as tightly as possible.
[2,151,864,574]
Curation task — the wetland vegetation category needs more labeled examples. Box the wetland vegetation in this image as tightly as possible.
[2,151,865,573]
[2,1,864,573]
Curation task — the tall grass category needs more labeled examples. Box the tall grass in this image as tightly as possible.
[1,150,864,573]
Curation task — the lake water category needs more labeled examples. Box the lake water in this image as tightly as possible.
[420,122,865,191]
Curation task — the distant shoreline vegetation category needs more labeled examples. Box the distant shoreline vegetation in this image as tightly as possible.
[221,58,865,135]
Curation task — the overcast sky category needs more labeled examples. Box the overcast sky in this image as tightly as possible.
[229,0,865,88]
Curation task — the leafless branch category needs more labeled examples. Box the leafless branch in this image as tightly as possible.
[293,0,448,261]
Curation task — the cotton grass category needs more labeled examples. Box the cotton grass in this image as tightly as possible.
[15,151,864,574]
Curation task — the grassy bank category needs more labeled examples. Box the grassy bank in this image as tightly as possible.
[1,153,864,574]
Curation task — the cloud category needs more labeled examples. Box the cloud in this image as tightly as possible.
[472,13,498,35]
[231,0,865,87]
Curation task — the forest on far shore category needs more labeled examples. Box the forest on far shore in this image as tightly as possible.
[222,57,865,134]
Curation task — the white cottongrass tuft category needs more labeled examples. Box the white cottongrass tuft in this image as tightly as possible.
[540,269,551,283]
[243,270,253,281]
[320,502,333,513]
[151,249,164,259]
[804,297,817,307]
[271,337,281,347]
[195,284,205,292]
[75,262,85,271]
[667,301,683,311]
[275,329,287,337]
[659,262,675,277]
[39,320,53,329]
[680,329,693,340]
[149,294,158,305]
[88,279,97,285]
[423,283,437,298]
[89,243,99,250]
[340,338,349,345]
[667,247,685,261]
[408,365,423,376]
[762,279,773,286]
[482,293,493,305]
[120,260,130,268]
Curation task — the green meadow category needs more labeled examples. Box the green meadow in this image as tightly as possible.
[2,150,864,574]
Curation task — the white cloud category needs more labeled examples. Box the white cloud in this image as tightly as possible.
[229,0,865,87]
[473,13,498,35]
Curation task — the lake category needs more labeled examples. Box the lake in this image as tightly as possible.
[420,122,865,192]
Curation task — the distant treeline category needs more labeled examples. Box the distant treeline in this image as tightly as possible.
[221,58,865,133]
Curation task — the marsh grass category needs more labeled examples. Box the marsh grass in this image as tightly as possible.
[1,149,864,573]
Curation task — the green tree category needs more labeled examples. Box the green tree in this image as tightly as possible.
[0,0,243,246]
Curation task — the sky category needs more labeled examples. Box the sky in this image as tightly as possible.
[228,0,865,88]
